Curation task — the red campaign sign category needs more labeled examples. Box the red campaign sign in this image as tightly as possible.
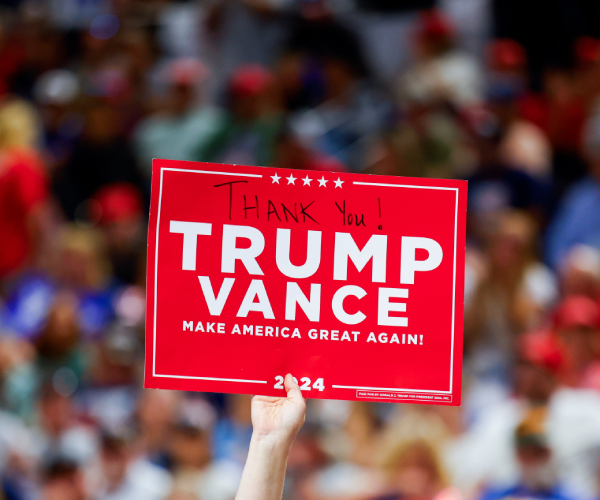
[145,159,467,405]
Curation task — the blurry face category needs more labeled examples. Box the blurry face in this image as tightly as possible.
[232,94,262,121]
[323,59,355,98]
[41,393,73,435]
[38,293,80,357]
[42,472,86,500]
[60,249,91,288]
[85,105,117,143]
[276,54,303,99]
[490,233,526,270]
[101,445,128,489]
[513,363,555,403]
[558,327,599,369]
[517,445,555,490]
[169,84,195,115]
[391,444,441,498]
[138,390,178,432]
[103,217,143,254]
[170,429,211,469]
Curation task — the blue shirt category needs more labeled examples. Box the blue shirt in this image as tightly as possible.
[479,484,576,500]
[545,177,600,268]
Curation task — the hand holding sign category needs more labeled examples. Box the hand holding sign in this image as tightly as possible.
[251,374,306,446]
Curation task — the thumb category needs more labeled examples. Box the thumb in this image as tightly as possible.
[284,373,303,402]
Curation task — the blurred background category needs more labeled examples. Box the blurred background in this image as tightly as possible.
[1,0,600,499]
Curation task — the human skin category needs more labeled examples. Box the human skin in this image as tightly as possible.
[235,374,306,500]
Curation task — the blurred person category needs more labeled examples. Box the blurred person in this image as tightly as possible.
[484,39,553,181]
[377,404,459,461]
[52,98,144,220]
[9,27,67,101]
[284,15,392,173]
[368,404,462,500]
[90,183,146,285]
[168,398,241,500]
[445,330,600,500]
[552,295,600,392]
[34,290,88,384]
[134,58,222,175]
[0,97,50,282]
[33,69,83,172]
[206,0,291,96]
[134,389,181,469]
[195,64,281,167]
[572,37,600,110]
[546,113,600,269]
[86,321,141,388]
[0,330,37,419]
[34,384,99,467]
[489,81,553,181]
[518,67,587,197]
[213,394,253,466]
[486,39,528,89]
[557,245,600,299]
[373,439,450,500]
[90,430,172,500]
[399,9,483,109]
[317,401,382,468]
[385,101,476,179]
[478,409,572,500]
[466,112,550,245]
[298,402,383,500]
[39,455,87,500]
[3,287,86,419]
[75,286,145,434]
[120,29,156,92]
[0,406,39,499]
[1,225,121,417]
[465,210,557,363]
[0,17,27,97]
[46,224,117,339]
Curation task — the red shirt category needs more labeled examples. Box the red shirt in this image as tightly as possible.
[0,148,47,277]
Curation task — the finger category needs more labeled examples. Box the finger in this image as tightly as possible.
[284,373,304,401]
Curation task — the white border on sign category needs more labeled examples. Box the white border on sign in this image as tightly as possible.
[151,167,460,394]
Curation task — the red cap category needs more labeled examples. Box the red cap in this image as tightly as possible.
[575,36,600,65]
[416,9,455,42]
[553,295,600,331]
[229,64,273,98]
[92,183,143,225]
[518,330,563,374]
[488,39,527,71]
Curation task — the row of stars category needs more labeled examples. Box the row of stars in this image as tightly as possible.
[270,173,344,188]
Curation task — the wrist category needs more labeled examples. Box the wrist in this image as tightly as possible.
[250,430,296,454]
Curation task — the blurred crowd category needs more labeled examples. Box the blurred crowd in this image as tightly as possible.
[1,0,600,499]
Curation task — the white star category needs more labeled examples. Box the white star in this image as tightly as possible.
[333,178,344,189]
[318,176,328,187]
[301,175,312,186]
[286,174,296,185]
[271,173,281,184]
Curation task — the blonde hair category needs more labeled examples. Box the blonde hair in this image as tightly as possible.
[0,98,41,150]
[59,225,112,288]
